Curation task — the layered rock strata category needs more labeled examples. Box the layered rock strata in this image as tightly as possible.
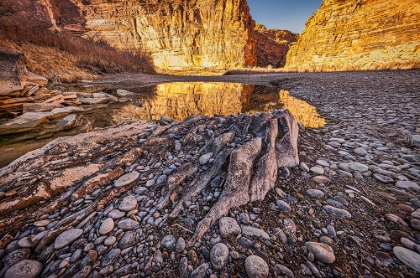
[253,23,298,68]
[36,0,257,72]
[285,0,420,71]
[0,51,27,96]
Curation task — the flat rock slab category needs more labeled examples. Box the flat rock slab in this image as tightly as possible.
[0,112,52,134]
[54,228,83,249]
[393,246,420,272]
[242,226,270,239]
[27,71,48,86]
[395,181,420,191]
[4,259,43,278]
[114,172,139,188]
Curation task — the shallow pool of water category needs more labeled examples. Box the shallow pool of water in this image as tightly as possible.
[0,82,324,167]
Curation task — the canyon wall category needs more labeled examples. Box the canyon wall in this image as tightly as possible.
[253,23,298,68]
[285,0,420,71]
[36,0,257,72]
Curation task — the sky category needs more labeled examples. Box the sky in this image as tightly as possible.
[247,0,323,33]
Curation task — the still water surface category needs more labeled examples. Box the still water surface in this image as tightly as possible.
[0,82,325,167]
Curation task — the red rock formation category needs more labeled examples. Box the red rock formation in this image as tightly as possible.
[253,23,298,68]
[35,0,258,72]
[285,0,420,71]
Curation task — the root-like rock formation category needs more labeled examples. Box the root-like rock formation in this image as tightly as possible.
[0,110,298,276]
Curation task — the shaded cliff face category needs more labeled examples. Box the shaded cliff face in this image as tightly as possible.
[285,0,420,71]
[37,0,257,72]
[253,23,298,68]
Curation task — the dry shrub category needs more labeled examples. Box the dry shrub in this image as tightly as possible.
[0,7,156,82]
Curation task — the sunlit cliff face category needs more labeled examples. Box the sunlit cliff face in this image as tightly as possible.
[285,0,420,71]
[40,0,257,72]
[112,83,325,128]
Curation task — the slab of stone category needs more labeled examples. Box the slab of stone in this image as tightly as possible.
[50,106,84,118]
[242,226,270,239]
[219,217,241,238]
[0,112,52,134]
[393,246,420,272]
[245,255,269,278]
[54,228,83,250]
[305,242,335,263]
[116,89,136,97]
[23,103,62,113]
[80,97,108,105]
[0,51,26,95]
[310,166,324,175]
[4,259,43,278]
[27,71,48,86]
[114,172,139,188]
[396,181,420,191]
[348,162,369,172]
[316,159,329,167]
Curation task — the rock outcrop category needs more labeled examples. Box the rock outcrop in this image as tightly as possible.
[0,110,299,246]
[253,23,298,68]
[34,0,257,72]
[285,0,420,71]
[0,51,27,96]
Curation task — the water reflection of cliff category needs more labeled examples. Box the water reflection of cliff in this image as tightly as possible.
[279,90,325,128]
[112,82,325,128]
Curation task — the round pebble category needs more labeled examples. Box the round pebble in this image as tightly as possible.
[245,255,269,278]
[99,218,115,235]
[119,195,138,212]
[305,242,336,263]
[210,243,229,270]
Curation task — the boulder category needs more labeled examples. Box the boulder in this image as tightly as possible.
[0,51,27,95]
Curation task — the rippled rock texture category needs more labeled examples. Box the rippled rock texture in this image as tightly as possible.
[0,110,298,249]
[285,0,420,71]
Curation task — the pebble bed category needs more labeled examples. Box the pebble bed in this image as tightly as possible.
[0,70,419,277]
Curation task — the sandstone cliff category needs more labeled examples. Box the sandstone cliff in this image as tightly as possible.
[285,0,420,71]
[253,23,298,68]
[35,0,257,72]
